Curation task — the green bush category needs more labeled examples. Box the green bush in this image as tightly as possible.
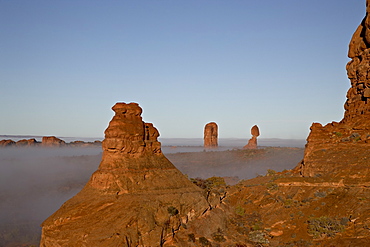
[307,216,345,238]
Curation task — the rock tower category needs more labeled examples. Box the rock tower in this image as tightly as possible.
[40,102,209,246]
[243,125,260,149]
[204,122,218,148]
[297,1,370,178]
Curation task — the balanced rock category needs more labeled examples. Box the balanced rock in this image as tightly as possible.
[41,136,66,147]
[40,102,209,246]
[296,1,370,178]
[204,122,218,148]
[243,125,260,149]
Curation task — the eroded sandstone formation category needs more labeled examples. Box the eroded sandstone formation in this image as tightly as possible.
[204,122,218,148]
[296,1,370,178]
[243,125,260,149]
[16,138,39,146]
[41,136,66,147]
[0,139,15,147]
[40,102,209,246]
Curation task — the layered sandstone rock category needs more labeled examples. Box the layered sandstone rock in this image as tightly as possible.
[16,138,39,146]
[296,1,370,178]
[0,139,15,147]
[41,136,66,147]
[204,122,218,148]
[40,102,209,246]
[243,125,260,149]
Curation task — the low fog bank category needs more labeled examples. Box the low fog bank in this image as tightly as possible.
[0,147,102,245]
[167,147,304,182]
[160,138,306,148]
[0,143,303,245]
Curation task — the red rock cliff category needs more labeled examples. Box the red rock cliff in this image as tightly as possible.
[297,1,370,178]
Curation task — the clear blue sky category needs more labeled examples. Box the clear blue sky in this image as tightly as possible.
[0,0,366,139]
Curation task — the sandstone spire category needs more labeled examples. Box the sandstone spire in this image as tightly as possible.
[40,102,208,246]
[243,125,260,149]
[204,122,218,148]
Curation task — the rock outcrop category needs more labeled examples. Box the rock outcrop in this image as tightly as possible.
[204,122,218,148]
[16,138,39,146]
[40,102,209,246]
[296,1,370,178]
[243,125,260,149]
[0,139,15,147]
[41,136,66,147]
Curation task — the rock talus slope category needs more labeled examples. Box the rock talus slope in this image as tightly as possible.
[40,102,209,246]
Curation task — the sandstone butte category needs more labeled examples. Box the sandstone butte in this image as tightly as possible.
[243,125,260,149]
[204,122,218,148]
[40,102,209,246]
[40,2,370,246]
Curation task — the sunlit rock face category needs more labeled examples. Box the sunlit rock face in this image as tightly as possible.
[243,125,260,149]
[40,102,208,246]
[204,122,218,148]
[41,136,66,147]
[297,1,370,178]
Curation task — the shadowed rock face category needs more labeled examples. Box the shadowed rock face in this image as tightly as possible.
[40,102,209,246]
[297,0,370,178]
[244,125,260,149]
[204,122,218,148]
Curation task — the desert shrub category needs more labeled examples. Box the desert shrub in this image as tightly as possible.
[334,132,342,137]
[307,216,345,238]
[167,206,179,216]
[248,230,269,244]
[190,176,225,191]
[212,233,226,242]
[251,221,263,231]
[199,236,211,246]
[282,240,313,247]
[314,191,327,198]
[235,206,245,216]
[266,182,278,191]
[188,233,195,242]
[266,169,276,176]
[284,199,299,208]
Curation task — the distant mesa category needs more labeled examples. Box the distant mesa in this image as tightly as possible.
[204,122,218,148]
[16,138,39,146]
[0,139,16,147]
[0,136,101,147]
[41,136,66,147]
[243,125,260,149]
[40,102,209,246]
